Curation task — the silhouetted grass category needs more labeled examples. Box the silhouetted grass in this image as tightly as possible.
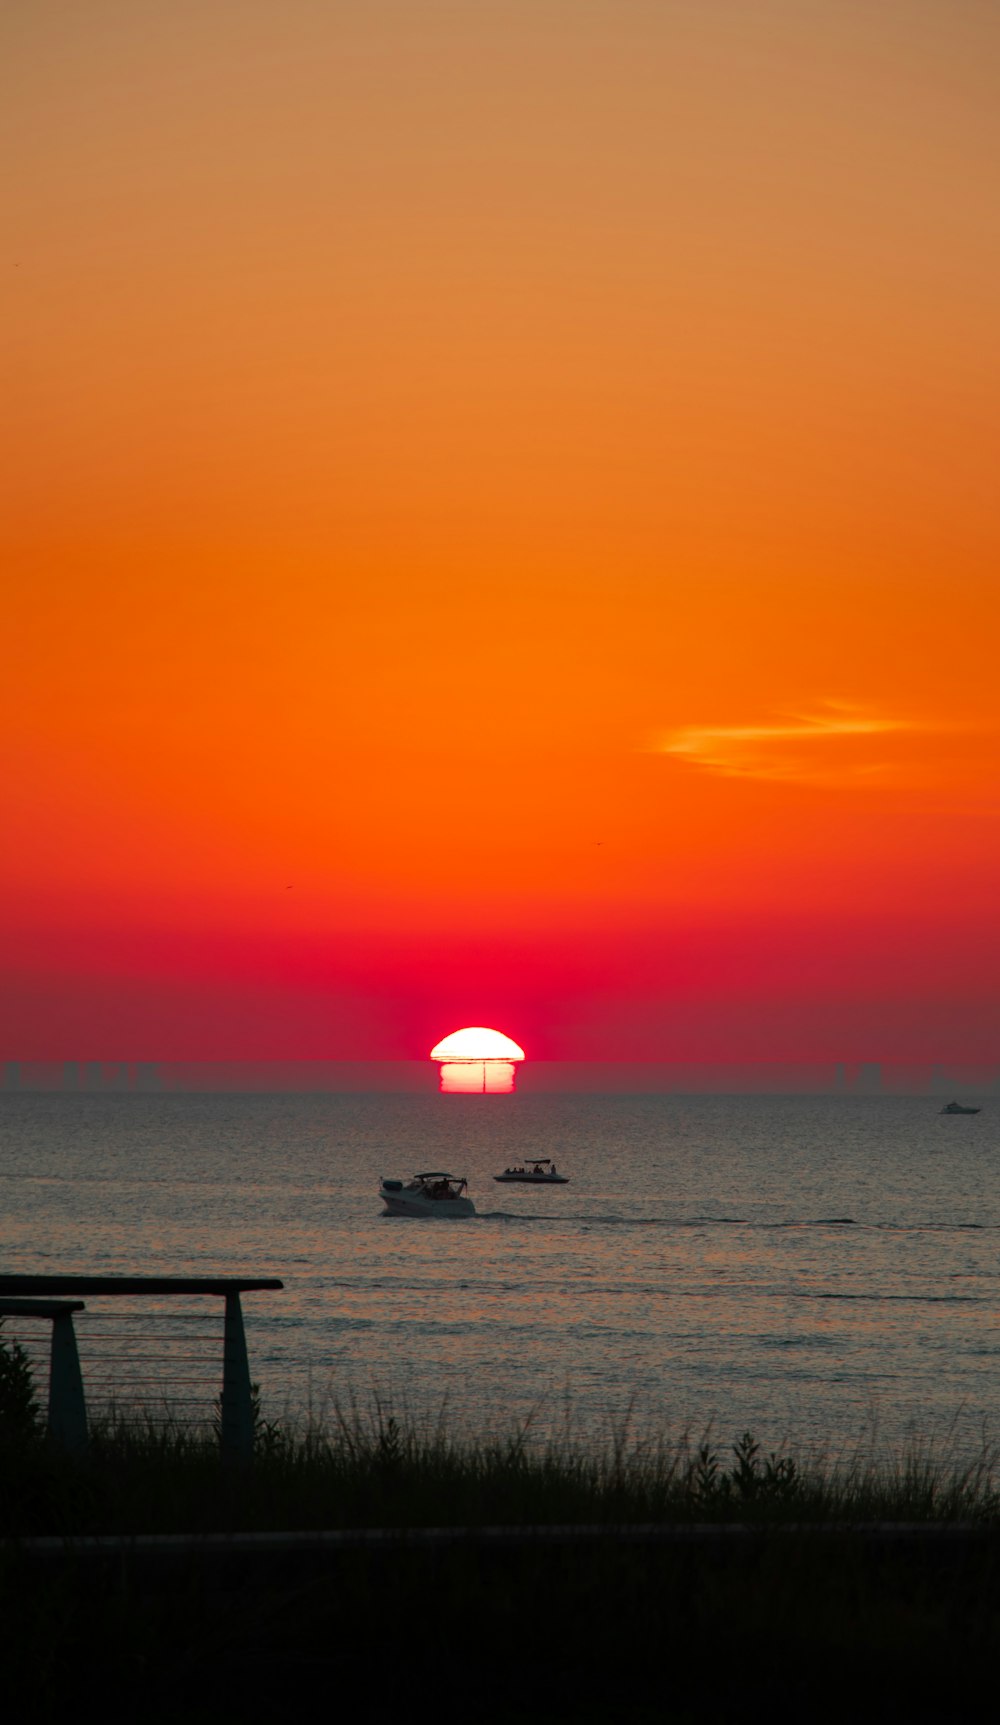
[4,1408,1000,1721]
[3,1399,1000,1537]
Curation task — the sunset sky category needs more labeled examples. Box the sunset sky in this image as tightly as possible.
[4,1,999,1064]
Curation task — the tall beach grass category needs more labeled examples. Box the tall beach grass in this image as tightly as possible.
[4,1390,1000,1537]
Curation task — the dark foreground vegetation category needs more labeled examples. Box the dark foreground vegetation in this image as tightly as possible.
[4,1336,1000,1720]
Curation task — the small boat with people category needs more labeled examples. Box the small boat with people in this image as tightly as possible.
[940,1100,981,1115]
[494,1157,570,1184]
[379,1171,476,1218]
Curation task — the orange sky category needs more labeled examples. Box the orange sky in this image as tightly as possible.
[3,1,999,1062]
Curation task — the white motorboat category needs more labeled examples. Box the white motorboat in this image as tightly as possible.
[379,1171,476,1218]
[493,1157,570,1185]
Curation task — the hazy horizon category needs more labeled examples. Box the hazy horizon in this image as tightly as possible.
[4,1058,998,1097]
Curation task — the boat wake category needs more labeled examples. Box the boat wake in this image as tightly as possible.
[475,1212,993,1234]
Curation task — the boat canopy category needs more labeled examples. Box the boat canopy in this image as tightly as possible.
[415,1171,465,1181]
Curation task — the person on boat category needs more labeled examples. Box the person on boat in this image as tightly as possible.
[550,1163,557,1175]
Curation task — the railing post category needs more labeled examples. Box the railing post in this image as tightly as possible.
[221,1291,254,1464]
[48,1310,88,1454]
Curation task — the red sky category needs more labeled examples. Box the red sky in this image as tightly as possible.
[3,2,999,1063]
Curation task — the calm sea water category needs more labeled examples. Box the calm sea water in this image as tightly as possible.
[3,1091,1000,1460]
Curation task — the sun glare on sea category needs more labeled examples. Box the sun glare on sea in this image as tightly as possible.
[430,1026,525,1094]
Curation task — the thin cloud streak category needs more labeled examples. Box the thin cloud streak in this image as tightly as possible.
[658,703,918,783]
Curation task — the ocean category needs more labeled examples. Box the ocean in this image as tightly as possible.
[2,1090,999,1461]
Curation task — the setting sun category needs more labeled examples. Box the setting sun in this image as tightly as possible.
[430,1026,525,1094]
[430,1028,526,1062]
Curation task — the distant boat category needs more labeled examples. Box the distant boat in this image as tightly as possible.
[941,1100,981,1115]
[494,1157,570,1184]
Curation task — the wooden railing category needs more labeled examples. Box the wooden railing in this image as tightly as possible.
[0,1275,283,1461]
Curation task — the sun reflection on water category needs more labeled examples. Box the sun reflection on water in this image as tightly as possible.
[437,1060,517,1094]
